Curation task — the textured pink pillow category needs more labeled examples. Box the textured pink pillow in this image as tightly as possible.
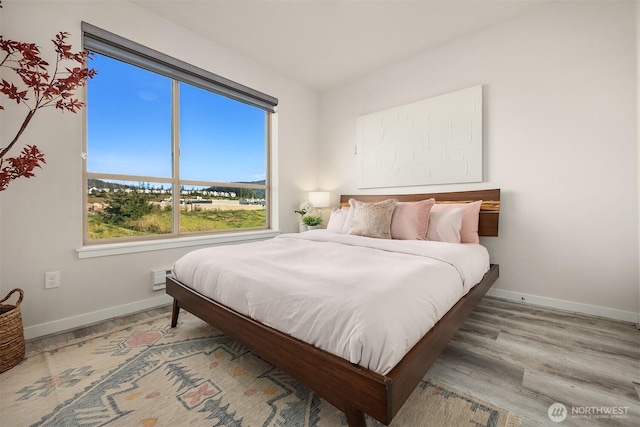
[391,198,436,240]
[429,200,483,243]
[326,207,349,233]
[348,199,398,239]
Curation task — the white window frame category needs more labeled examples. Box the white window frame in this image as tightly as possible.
[80,23,278,251]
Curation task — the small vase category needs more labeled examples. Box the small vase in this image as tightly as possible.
[307,225,318,230]
[299,222,307,233]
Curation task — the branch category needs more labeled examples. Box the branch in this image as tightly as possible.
[0,109,36,159]
[0,10,96,190]
[0,51,11,69]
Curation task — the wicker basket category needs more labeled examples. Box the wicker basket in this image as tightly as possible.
[0,288,25,373]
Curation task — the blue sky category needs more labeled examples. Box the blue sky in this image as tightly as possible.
[86,53,266,184]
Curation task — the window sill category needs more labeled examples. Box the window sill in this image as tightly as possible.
[76,230,282,259]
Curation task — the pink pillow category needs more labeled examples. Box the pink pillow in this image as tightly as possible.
[391,199,436,240]
[326,207,349,233]
[429,200,482,243]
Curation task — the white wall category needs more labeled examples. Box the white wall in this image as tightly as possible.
[637,0,640,326]
[0,1,319,336]
[319,1,639,320]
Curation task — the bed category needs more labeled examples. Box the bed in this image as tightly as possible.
[166,188,500,426]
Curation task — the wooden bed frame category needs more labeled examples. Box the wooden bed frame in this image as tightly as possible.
[166,188,500,426]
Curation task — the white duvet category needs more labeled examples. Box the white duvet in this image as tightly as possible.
[172,230,490,375]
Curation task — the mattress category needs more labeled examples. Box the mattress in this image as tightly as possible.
[172,230,490,374]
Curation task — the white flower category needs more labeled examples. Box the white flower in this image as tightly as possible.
[295,201,314,216]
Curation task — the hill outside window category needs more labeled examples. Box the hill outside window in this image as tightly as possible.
[82,23,277,244]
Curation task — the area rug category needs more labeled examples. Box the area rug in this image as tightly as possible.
[0,311,520,426]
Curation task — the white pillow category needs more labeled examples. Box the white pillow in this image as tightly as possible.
[429,200,483,244]
[326,207,349,233]
[341,203,356,233]
[427,207,465,243]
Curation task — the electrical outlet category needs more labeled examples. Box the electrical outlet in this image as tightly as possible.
[152,269,172,291]
[44,271,61,289]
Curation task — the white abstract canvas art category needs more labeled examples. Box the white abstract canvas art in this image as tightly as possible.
[356,85,482,189]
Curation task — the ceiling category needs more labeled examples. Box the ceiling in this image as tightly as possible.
[134,0,550,90]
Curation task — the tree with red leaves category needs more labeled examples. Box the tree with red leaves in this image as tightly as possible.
[0,0,96,191]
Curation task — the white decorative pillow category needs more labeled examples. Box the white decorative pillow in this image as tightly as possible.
[348,199,398,239]
[390,198,436,240]
[326,207,349,233]
[426,207,465,243]
[341,203,356,233]
[429,200,483,243]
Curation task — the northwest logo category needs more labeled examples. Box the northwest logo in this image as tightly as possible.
[548,403,568,422]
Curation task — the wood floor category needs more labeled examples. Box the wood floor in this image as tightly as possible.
[25,298,639,426]
[430,298,640,427]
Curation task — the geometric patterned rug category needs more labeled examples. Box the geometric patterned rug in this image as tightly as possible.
[0,311,520,426]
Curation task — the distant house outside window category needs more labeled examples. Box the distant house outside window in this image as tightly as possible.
[83,27,275,244]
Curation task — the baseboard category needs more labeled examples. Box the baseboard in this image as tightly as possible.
[24,294,173,340]
[486,289,639,324]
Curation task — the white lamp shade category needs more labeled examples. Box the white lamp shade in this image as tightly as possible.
[308,191,330,208]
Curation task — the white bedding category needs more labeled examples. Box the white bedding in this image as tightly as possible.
[172,230,490,375]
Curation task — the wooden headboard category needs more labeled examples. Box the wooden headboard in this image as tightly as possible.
[340,188,500,237]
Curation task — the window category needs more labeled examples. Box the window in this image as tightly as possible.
[82,24,277,244]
